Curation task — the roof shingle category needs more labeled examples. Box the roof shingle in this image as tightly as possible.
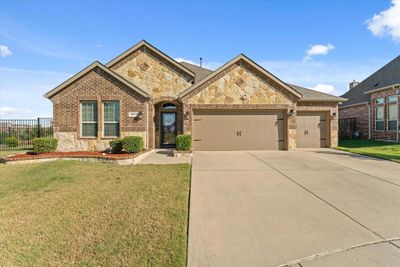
[340,55,400,107]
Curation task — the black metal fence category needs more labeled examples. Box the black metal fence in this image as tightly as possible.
[0,118,53,150]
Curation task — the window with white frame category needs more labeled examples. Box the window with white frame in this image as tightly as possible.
[375,97,384,104]
[375,105,384,131]
[81,101,98,137]
[388,95,397,103]
[387,104,398,131]
[103,101,120,137]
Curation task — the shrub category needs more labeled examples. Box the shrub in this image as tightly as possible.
[6,137,19,147]
[123,136,144,153]
[33,138,58,154]
[110,138,123,154]
[176,134,192,151]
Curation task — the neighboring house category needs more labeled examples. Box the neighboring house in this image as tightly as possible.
[44,40,345,151]
[340,56,400,142]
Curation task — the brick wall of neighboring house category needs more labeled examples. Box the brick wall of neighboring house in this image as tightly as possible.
[50,67,150,151]
[339,104,370,139]
[370,88,399,141]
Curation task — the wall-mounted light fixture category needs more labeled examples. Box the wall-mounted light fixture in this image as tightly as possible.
[184,111,190,120]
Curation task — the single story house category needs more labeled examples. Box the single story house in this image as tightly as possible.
[45,40,345,151]
[340,56,400,142]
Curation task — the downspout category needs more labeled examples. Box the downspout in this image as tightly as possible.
[367,102,371,139]
[146,101,149,149]
[397,87,399,142]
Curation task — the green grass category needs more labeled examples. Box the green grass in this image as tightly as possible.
[337,139,400,163]
[0,149,30,158]
[0,161,191,266]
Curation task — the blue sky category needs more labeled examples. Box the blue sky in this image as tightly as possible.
[0,0,399,118]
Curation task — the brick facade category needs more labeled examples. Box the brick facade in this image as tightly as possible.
[339,87,399,142]
[50,67,149,151]
[339,104,370,139]
[370,88,399,141]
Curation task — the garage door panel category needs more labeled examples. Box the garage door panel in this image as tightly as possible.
[297,112,328,148]
[193,110,285,151]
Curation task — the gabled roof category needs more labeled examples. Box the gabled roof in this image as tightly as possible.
[288,84,347,102]
[341,55,400,107]
[44,61,150,99]
[179,61,213,83]
[179,54,303,99]
[106,40,195,78]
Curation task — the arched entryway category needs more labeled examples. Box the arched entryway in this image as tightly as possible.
[153,99,183,148]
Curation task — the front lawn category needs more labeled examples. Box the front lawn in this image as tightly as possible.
[0,149,30,158]
[337,140,400,163]
[0,161,190,266]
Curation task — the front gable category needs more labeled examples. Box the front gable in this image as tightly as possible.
[107,41,195,98]
[183,57,300,105]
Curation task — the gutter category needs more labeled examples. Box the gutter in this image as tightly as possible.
[363,83,400,94]
[297,98,347,103]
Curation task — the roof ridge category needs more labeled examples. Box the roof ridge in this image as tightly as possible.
[44,61,150,99]
[342,54,400,95]
[105,40,196,77]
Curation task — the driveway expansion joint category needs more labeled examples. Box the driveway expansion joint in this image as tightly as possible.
[277,237,400,267]
[306,151,400,188]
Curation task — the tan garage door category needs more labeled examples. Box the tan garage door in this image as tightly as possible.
[296,112,328,148]
[193,110,285,151]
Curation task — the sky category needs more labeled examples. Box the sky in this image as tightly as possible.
[0,0,399,119]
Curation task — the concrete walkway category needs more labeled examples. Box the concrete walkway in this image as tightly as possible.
[188,149,400,266]
[137,149,191,164]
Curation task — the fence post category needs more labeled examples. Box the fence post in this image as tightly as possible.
[37,118,41,138]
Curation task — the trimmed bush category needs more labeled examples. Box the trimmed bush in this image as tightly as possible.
[176,134,192,151]
[110,138,123,154]
[123,136,144,153]
[6,137,19,147]
[33,138,58,154]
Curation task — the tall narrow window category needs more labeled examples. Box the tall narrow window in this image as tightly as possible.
[387,104,398,131]
[375,106,384,131]
[81,101,98,137]
[103,101,120,137]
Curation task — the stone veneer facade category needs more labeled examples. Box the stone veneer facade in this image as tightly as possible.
[109,47,193,98]
[48,42,342,151]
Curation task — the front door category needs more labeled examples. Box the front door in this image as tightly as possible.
[161,112,177,147]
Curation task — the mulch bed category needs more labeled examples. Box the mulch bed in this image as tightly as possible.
[4,151,138,162]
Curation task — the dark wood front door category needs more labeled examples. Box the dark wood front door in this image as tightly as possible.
[161,112,177,147]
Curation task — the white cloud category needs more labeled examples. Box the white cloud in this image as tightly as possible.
[312,84,337,94]
[174,57,196,65]
[260,59,383,96]
[304,44,335,61]
[96,44,103,48]
[366,0,400,42]
[0,67,70,119]
[0,45,12,57]
[0,106,17,116]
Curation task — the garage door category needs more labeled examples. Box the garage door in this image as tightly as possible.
[193,110,285,151]
[296,112,328,148]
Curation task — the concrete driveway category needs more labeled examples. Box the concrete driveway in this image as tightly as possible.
[188,149,400,267]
